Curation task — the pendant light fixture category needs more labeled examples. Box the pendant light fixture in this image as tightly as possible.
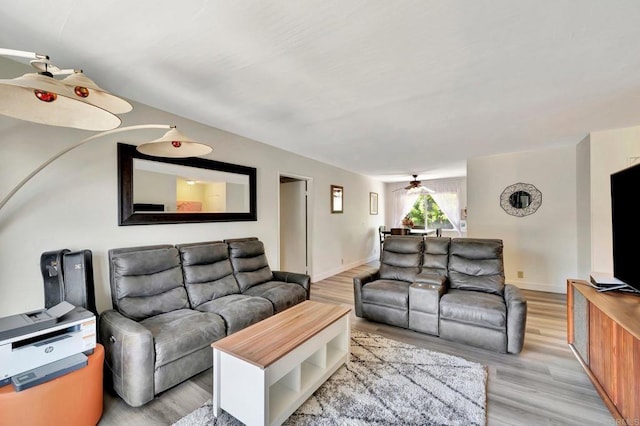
[136,126,213,158]
[0,48,131,130]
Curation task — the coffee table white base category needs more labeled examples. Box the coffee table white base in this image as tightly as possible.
[213,315,349,426]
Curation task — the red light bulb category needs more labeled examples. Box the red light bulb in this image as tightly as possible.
[34,89,57,103]
[74,86,90,98]
[171,141,182,148]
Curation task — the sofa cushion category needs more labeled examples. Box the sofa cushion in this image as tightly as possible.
[178,242,241,308]
[196,294,273,334]
[439,289,506,330]
[228,240,274,291]
[422,237,450,275]
[111,247,189,320]
[361,279,410,309]
[140,309,226,368]
[379,236,422,283]
[448,238,505,295]
[243,281,307,313]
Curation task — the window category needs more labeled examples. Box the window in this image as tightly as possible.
[405,194,453,229]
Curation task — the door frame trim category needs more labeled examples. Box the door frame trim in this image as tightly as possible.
[277,172,313,278]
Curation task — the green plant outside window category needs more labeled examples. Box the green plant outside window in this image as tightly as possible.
[407,195,453,229]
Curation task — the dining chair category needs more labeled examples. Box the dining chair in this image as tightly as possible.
[378,226,386,259]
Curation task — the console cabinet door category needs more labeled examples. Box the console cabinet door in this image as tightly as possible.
[567,280,640,424]
[613,323,640,423]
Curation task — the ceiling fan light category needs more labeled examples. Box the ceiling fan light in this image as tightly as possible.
[0,73,121,131]
[136,127,213,158]
[61,71,133,114]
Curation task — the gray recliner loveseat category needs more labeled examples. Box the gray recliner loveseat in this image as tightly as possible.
[99,237,309,407]
[354,236,527,354]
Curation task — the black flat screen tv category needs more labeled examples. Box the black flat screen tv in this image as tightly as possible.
[610,162,640,293]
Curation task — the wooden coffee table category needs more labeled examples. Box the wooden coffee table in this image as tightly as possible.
[211,300,351,426]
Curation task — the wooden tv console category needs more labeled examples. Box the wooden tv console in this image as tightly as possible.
[567,279,640,424]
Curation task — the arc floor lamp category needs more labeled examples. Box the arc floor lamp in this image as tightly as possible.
[0,48,213,211]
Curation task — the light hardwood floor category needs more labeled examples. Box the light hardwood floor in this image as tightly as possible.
[100,264,613,425]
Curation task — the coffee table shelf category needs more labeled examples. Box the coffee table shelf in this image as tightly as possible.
[212,301,350,426]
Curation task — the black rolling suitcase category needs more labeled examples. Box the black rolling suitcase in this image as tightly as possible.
[40,249,96,315]
[40,249,70,309]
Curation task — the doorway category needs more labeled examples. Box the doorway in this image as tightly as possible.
[279,174,310,275]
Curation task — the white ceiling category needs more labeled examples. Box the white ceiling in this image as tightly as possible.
[2,1,640,182]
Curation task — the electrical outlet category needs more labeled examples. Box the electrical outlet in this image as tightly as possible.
[517,271,524,279]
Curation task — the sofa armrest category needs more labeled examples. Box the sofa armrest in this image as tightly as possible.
[99,309,155,407]
[353,270,380,317]
[408,281,447,335]
[409,273,448,317]
[504,284,528,354]
[273,270,311,300]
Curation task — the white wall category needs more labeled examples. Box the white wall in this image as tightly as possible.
[204,182,226,212]
[588,125,640,274]
[576,135,591,279]
[467,146,577,293]
[0,62,384,317]
[134,169,176,210]
[225,182,246,212]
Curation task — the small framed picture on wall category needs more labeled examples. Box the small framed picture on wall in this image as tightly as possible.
[369,192,378,215]
[331,185,343,213]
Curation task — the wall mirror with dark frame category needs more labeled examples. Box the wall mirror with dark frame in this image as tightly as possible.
[118,143,257,225]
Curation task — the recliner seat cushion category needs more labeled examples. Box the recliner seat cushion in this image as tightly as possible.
[439,289,506,329]
[196,294,273,334]
[111,247,189,320]
[228,240,274,291]
[139,309,226,368]
[361,280,410,309]
[243,281,307,313]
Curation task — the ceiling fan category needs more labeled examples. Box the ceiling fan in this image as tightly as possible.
[404,174,422,190]
[393,175,435,193]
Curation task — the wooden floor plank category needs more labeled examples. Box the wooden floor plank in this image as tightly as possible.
[99,263,611,425]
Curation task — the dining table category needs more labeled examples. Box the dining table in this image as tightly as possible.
[381,228,436,237]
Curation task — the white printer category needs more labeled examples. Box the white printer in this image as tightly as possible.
[0,302,96,386]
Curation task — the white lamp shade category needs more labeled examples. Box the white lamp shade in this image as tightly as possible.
[61,72,133,114]
[0,73,121,131]
[136,127,213,158]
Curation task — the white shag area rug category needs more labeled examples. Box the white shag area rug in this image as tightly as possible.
[174,330,487,426]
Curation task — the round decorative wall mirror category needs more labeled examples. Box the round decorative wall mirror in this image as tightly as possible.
[500,183,542,217]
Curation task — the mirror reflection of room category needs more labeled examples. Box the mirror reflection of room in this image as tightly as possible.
[132,159,250,213]
[509,191,531,209]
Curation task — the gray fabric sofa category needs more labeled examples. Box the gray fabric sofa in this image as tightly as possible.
[99,238,310,407]
[354,236,527,354]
